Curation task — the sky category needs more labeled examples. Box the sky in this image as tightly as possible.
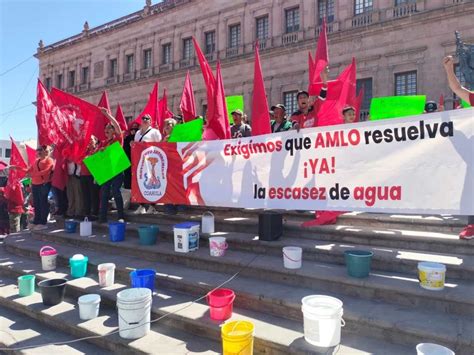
[0,0,152,141]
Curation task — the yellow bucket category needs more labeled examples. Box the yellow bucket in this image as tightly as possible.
[221,320,254,355]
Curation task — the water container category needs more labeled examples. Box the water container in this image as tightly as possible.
[301,295,345,347]
[344,250,373,278]
[418,262,446,291]
[117,288,152,339]
[258,211,282,241]
[65,219,78,233]
[80,217,92,237]
[18,275,35,297]
[209,237,228,257]
[138,225,159,245]
[98,263,115,287]
[207,288,235,321]
[173,222,200,253]
[283,246,302,269]
[70,254,88,278]
[130,269,156,292]
[78,294,101,320]
[416,343,455,355]
[202,211,215,234]
[221,320,254,355]
[109,222,126,242]
[39,246,57,271]
[38,278,67,306]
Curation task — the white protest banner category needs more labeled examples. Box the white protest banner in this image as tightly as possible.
[131,108,474,215]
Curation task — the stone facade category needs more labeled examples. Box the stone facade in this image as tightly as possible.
[36,0,474,122]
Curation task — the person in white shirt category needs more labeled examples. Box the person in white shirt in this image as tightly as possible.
[133,114,162,214]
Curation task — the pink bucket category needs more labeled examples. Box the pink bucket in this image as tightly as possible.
[209,237,228,257]
[40,246,57,271]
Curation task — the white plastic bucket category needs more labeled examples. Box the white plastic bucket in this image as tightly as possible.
[301,295,344,347]
[209,237,228,257]
[117,288,152,339]
[173,222,200,253]
[98,263,116,287]
[283,246,302,269]
[40,246,57,271]
[80,217,92,237]
[78,294,101,320]
[202,211,215,234]
[416,343,455,355]
[418,262,446,291]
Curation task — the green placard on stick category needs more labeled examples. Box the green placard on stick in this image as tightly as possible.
[461,99,472,108]
[226,95,244,124]
[168,118,203,143]
[369,95,426,120]
[83,141,131,185]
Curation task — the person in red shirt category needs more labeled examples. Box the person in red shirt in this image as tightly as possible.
[97,107,125,223]
[291,66,329,131]
[443,55,474,240]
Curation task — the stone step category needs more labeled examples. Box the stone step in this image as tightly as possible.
[17,229,474,318]
[137,205,467,234]
[0,246,436,354]
[0,305,111,354]
[0,275,220,354]
[4,231,474,354]
[92,219,474,281]
[117,209,473,256]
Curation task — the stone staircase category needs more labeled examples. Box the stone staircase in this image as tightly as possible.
[0,207,472,354]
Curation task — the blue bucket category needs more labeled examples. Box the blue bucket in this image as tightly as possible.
[138,225,159,246]
[65,220,78,234]
[109,222,126,242]
[130,269,156,291]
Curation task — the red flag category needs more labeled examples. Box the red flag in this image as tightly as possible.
[0,160,7,172]
[4,138,27,206]
[180,71,197,122]
[203,62,231,140]
[93,91,111,141]
[128,82,160,129]
[115,104,128,132]
[439,94,444,108]
[50,88,101,162]
[36,79,75,147]
[193,37,216,124]
[159,89,174,123]
[251,42,271,136]
[354,87,364,123]
[308,18,329,94]
[25,144,36,165]
[317,58,356,127]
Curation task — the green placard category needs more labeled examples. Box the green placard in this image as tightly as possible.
[83,141,131,185]
[461,99,472,108]
[369,95,426,120]
[168,118,203,143]
[226,95,244,124]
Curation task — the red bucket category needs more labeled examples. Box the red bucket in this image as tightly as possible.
[206,288,235,321]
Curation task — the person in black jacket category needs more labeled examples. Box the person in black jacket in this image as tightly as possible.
[122,122,139,210]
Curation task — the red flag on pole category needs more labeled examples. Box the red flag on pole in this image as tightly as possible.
[354,87,365,123]
[203,62,231,140]
[308,18,329,94]
[4,138,27,206]
[128,82,160,129]
[159,89,174,122]
[36,79,75,147]
[180,71,197,122]
[193,37,216,123]
[251,42,271,136]
[317,58,357,127]
[50,88,102,162]
[115,104,128,132]
[439,94,444,108]
[25,144,36,165]
[94,91,111,141]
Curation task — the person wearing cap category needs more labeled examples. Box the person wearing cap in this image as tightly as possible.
[424,101,438,114]
[231,109,252,138]
[133,114,162,215]
[342,106,356,124]
[291,66,329,131]
[270,104,292,133]
[98,107,126,223]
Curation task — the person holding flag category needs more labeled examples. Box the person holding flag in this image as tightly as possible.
[97,107,126,224]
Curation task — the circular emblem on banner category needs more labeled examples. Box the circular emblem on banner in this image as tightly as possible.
[137,146,168,202]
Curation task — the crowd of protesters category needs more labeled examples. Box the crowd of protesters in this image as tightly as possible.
[1,57,473,239]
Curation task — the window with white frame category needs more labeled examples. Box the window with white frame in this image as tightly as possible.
[162,43,171,64]
[256,16,269,41]
[318,0,335,24]
[126,54,134,74]
[395,71,417,96]
[109,59,117,77]
[354,0,373,15]
[285,7,300,33]
[183,38,193,60]
[143,49,152,69]
[81,67,89,84]
[205,31,216,54]
[229,24,241,48]
[283,91,298,114]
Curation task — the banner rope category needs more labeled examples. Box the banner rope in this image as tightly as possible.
[0,253,261,351]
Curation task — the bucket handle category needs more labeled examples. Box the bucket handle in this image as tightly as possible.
[83,217,89,222]
[40,246,56,255]
[283,251,301,263]
[117,307,150,327]
[341,317,345,327]
[207,293,236,307]
[202,211,214,218]
[210,241,228,250]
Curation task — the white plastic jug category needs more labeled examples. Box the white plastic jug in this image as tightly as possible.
[301,295,344,348]
[80,217,92,237]
[78,294,101,320]
[202,211,215,234]
[416,343,455,355]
